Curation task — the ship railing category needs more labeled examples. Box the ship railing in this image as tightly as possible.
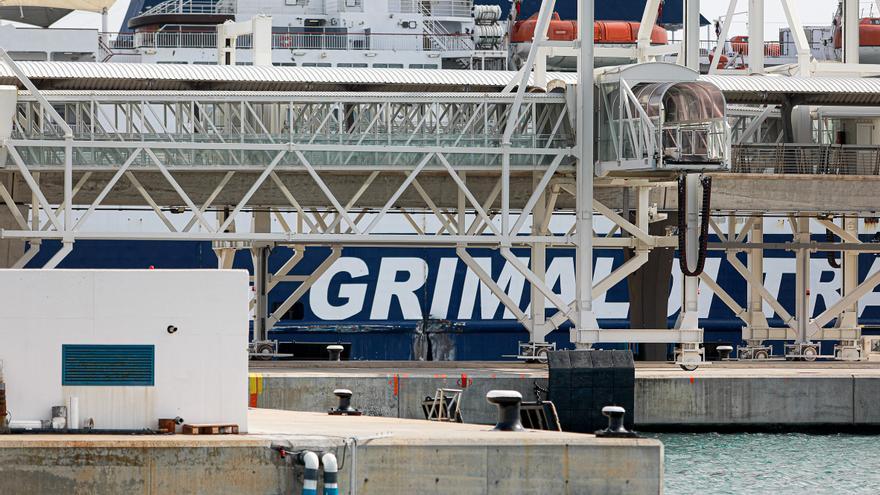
[108,33,136,50]
[731,144,880,175]
[389,0,472,17]
[699,39,832,62]
[139,0,236,16]
[105,31,473,53]
[7,135,571,170]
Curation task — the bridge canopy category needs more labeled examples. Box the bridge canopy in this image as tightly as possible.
[632,81,726,125]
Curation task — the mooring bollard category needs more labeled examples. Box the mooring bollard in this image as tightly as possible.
[326,345,344,361]
[328,388,362,415]
[486,390,524,431]
[595,406,638,438]
[717,345,733,360]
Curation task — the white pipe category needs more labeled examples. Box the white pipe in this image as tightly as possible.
[67,396,79,430]
[301,451,319,495]
[321,453,339,495]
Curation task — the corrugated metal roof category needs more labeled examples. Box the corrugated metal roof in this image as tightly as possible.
[0,61,577,92]
[21,90,567,101]
[700,74,880,105]
[5,61,880,105]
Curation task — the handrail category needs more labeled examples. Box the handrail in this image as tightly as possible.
[731,144,880,176]
[139,0,236,16]
[105,31,474,53]
[389,0,472,17]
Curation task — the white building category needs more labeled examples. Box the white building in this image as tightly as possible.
[0,269,249,432]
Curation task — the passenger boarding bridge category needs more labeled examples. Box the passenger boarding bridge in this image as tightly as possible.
[3,0,880,365]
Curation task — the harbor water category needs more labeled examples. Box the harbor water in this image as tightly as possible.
[658,433,880,494]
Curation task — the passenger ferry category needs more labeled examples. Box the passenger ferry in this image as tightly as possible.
[2,0,880,361]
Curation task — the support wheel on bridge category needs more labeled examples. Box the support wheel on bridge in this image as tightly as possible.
[255,342,275,361]
[802,346,818,362]
[679,364,699,371]
[753,349,769,360]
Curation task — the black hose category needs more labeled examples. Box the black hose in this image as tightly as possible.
[826,229,841,268]
[678,174,712,277]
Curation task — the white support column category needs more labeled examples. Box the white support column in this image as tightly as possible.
[747,216,769,329]
[637,0,663,62]
[794,216,811,345]
[217,21,237,66]
[217,15,273,66]
[779,0,812,74]
[251,210,272,343]
[531,171,548,343]
[683,0,701,70]
[100,7,109,61]
[748,0,764,73]
[709,0,738,75]
[572,0,599,347]
[843,0,860,65]
[835,216,859,329]
[252,15,273,66]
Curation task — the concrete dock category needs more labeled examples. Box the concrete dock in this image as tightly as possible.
[0,408,662,495]
[635,364,880,429]
[249,361,880,430]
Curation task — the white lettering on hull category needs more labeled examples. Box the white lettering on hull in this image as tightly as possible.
[304,255,880,322]
[310,257,369,320]
[370,257,428,320]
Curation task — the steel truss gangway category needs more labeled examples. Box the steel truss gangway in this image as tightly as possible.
[4,0,880,365]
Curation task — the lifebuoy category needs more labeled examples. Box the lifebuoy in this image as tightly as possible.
[278,34,293,49]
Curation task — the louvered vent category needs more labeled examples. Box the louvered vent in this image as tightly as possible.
[62,345,155,386]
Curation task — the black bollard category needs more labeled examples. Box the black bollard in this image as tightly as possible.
[717,345,733,360]
[486,390,524,431]
[327,345,344,361]
[595,406,639,438]
[329,388,362,416]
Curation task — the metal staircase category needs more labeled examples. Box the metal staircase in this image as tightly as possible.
[418,0,472,54]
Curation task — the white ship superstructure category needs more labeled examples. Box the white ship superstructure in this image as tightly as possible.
[0,0,507,69]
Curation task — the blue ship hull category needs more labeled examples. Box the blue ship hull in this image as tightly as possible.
[24,236,880,360]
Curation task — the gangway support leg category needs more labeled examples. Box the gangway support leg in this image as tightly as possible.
[570,0,598,348]
[519,173,557,361]
[674,174,704,367]
[251,210,273,356]
[740,215,773,359]
[786,216,819,360]
[834,216,862,360]
[530,172,548,343]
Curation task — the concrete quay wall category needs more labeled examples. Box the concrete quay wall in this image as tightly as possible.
[251,366,880,429]
[251,371,549,425]
[0,409,664,495]
[0,441,661,495]
[635,371,880,429]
